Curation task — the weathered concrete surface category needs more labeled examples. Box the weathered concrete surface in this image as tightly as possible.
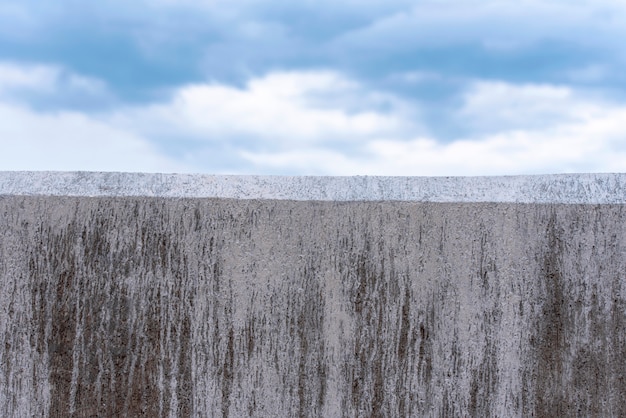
[1,173,626,417]
[1,171,626,203]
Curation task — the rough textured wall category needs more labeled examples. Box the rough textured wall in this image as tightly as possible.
[1,196,625,417]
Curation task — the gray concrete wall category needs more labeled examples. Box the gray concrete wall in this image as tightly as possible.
[1,173,625,417]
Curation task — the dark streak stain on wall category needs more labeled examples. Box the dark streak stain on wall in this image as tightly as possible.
[1,197,625,417]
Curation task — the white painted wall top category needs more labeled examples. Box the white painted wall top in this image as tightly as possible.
[0,171,625,203]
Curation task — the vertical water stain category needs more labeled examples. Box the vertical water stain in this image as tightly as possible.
[534,212,567,416]
[397,287,411,366]
[609,277,626,417]
[469,227,501,417]
[293,262,326,418]
[27,199,194,417]
[48,268,77,417]
[221,327,234,418]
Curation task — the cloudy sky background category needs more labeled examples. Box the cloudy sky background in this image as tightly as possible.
[1,0,625,175]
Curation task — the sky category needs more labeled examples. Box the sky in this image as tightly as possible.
[0,0,625,175]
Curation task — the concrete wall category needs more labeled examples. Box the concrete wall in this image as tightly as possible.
[1,173,625,417]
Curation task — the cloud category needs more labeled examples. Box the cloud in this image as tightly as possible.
[1,61,623,175]
[243,127,625,176]
[0,103,190,172]
[240,79,626,175]
[108,70,421,146]
[3,0,624,112]
[362,126,624,176]
[326,0,626,90]
[0,61,113,109]
[0,62,60,94]
[335,0,626,50]
[457,81,600,133]
[0,62,188,172]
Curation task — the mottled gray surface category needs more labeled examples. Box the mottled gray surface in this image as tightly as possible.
[1,173,626,417]
[2,171,626,203]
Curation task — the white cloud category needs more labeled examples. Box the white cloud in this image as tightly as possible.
[0,62,64,95]
[109,70,420,145]
[0,103,190,172]
[243,124,625,176]
[240,148,362,175]
[0,61,110,104]
[1,61,624,175]
[0,63,189,172]
[363,126,624,175]
[457,81,604,132]
[240,79,626,175]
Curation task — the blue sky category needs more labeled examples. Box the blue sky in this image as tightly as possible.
[1,0,625,175]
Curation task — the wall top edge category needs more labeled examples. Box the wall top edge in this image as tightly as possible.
[0,171,625,203]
